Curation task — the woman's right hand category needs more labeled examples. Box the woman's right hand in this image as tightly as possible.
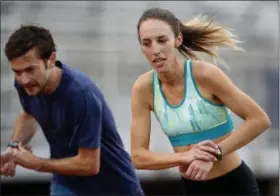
[178,146,217,174]
[179,140,221,165]
[179,147,217,166]
[178,140,220,173]
[192,140,221,156]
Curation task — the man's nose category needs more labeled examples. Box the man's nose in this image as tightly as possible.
[19,73,31,85]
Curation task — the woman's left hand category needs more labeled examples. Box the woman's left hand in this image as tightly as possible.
[184,159,214,181]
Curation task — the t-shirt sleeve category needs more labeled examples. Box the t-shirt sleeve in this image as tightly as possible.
[72,90,103,149]
[14,81,30,113]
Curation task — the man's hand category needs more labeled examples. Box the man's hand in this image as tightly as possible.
[184,159,214,181]
[1,152,10,166]
[1,148,17,177]
[12,142,41,170]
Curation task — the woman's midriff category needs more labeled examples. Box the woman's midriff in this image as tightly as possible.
[173,132,242,180]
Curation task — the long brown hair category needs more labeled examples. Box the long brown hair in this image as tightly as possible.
[137,8,244,65]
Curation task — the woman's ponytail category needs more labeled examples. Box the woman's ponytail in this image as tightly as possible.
[177,16,244,64]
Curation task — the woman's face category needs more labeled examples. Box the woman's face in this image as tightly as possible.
[138,19,182,73]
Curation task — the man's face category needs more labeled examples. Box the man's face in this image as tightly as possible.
[10,48,52,96]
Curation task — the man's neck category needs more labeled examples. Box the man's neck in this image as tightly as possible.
[42,67,62,95]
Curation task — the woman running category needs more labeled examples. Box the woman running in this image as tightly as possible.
[130,8,270,195]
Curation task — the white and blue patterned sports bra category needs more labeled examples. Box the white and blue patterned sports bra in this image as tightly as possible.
[153,60,234,147]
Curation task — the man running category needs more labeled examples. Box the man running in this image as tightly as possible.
[1,25,144,196]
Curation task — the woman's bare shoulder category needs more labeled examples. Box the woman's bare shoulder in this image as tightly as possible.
[131,70,154,107]
[192,60,228,83]
[132,70,154,93]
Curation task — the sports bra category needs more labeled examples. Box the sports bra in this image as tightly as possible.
[152,60,234,147]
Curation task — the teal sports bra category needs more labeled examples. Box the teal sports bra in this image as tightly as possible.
[153,60,234,147]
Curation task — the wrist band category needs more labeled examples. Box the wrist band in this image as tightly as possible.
[7,141,19,149]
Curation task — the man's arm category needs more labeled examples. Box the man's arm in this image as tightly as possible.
[10,111,37,145]
[36,148,100,176]
[1,83,37,177]
[11,81,38,145]
[30,90,102,176]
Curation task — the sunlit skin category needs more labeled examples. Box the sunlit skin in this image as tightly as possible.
[9,48,62,96]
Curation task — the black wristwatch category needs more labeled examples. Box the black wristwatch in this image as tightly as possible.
[216,145,223,160]
[7,141,19,149]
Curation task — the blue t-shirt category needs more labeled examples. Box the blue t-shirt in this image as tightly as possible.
[14,61,143,195]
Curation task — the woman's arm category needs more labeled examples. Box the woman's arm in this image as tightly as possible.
[196,61,271,156]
